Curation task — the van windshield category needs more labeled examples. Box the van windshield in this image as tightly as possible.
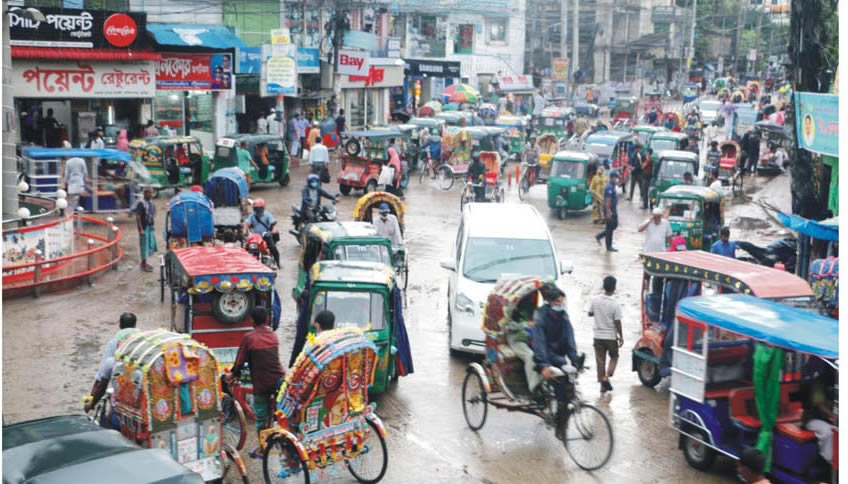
[462,237,556,283]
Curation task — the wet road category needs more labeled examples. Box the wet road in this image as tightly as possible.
[3,147,789,483]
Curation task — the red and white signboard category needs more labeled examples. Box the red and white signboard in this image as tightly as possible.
[156,53,233,91]
[13,61,156,98]
[339,63,404,89]
[500,75,534,92]
[337,49,370,76]
[103,13,138,48]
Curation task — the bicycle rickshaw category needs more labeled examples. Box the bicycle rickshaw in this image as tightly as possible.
[353,192,409,293]
[460,151,505,208]
[338,130,404,195]
[656,185,724,250]
[460,276,613,471]
[546,151,597,219]
[261,327,389,483]
[647,150,700,209]
[516,133,558,200]
[495,115,529,159]
[213,134,290,187]
[204,168,250,242]
[643,91,663,114]
[109,329,249,482]
[632,251,815,388]
[290,260,414,394]
[717,140,743,196]
[670,295,837,483]
[129,136,211,196]
[661,112,683,132]
[436,127,472,190]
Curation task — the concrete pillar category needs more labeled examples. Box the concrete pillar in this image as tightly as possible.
[3,6,20,220]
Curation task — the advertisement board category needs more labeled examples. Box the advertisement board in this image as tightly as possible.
[266,56,297,95]
[338,49,370,76]
[552,57,568,81]
[157,53,233,91]
[8,6,146,49]
[297,48,320,74]
[13,61,156,98]
[795,92,838,157]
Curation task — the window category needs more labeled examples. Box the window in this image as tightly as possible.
[487,18,507,43]
[660,198,700,221]
[312,291,386,331]
[333,244,391,264]
[551,160,585,179]
[409,15,446,57]
[657,159,695,179]
[454,24,474,54]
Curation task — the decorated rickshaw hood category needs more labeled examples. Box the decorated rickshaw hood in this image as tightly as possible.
[481,276,554,340]
[353,191,406,226]
[115,329,218,369]
[171,246,275,293]
[677,295,838,359]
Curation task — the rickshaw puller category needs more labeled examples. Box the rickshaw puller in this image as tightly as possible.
[84,313,140,428]
[467,153,487,202]
[300,174,337,222]
[374,203,403,248]
[244,198,280,268]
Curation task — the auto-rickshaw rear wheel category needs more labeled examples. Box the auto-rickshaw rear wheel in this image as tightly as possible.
[637,350,661,388]
[682,429,716,471]
[339,184,352,196]
[365,179,378,193]
[263,435,310,483]
[279,173,290,187]
[213,292,254,324]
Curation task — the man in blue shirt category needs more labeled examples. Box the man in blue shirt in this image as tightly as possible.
[594,170,620,251]
[710,226,737,259]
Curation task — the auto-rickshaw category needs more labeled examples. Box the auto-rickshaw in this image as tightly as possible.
[546,151,598,219]
[166,246,280,368]
[203,168,250,242]
[648,130,691,153]
[495,114,529,158]
[644,91,663,113]
[534,107,570,141]
[109,329,245,482]
[129,136,211,196]
[290,260,414,394]
[212,134,290,187]
[338,129,404,195]
[353,191,408,292]
[648,150,700,208]
[611,97,639,126]
[262,327,390,483]
[670,295,837,483]
[631,125,662,154]
[632,251,817,388]
[655,185,724,250]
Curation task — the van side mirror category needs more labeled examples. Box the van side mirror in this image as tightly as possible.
[440,259,456,271]
[560,260,573,274]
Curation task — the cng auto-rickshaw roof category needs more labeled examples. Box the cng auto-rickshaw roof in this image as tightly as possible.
[640,251,814,299]
[660,184,721,200]
[677,295,837,358]
[585,131,632,145]
[311,260,395,287]
[631,125,662,133]
[552,151,597,162]
[656,149,699,162]
[140,135,202,145]
[23,147,132,162]
[651,130,688,140]
[408,117,444,127]
[305,221,381,242]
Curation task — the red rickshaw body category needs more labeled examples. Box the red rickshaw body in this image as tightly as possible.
[338,156,382,189]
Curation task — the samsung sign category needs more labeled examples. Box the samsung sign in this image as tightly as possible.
[404,59,461,78]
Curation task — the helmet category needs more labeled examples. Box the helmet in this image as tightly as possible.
[253,198,266,208]
[609,169,620,178]
[191,185,203,192]
[379,203,391,213]
[307,174,320,185]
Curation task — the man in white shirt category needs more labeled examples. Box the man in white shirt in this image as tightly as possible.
[637,207,672,253]
[64,155,88,209]
[256,113,268,134]
[373,203,403,248]
[708,171,723,192]
[266,108,280,137]
[588,276,623,394]
[308,137,330,177]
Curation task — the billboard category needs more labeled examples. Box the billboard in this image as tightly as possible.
[157,53,233,91]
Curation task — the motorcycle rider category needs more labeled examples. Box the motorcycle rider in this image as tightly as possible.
[243,198,280,268]
[300,173,337,222]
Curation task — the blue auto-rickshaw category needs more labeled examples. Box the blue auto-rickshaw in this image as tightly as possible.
[161,191,215,302]
[204,167,250,241]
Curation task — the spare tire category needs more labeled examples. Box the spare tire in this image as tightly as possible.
[345,138,362,157]
[212,292,254,324]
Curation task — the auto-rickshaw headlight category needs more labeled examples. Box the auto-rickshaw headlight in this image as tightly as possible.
[217,280,234,293]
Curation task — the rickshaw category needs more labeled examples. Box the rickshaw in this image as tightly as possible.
[22,147,141,211]
[460,150,505,207]
[581,130,634,193]
[290,260,414,395]
[338,130,403,195]
[353,192,409,293]
[731,88,747,104]
[644,91,663,114]
[546,151,598,219]
[681,83,700,104]
[495,115,529,158]
[164,191,216,250]
[394,123,420,171]
[662,111,684,131]
[649,130,691,154]
[717,140,743,197]
[436,127,472,190]
[669,295,837,483]
[109,329,248,482]
[611,97,639,126]
[632,251,817,388]
[460,276,613,471]
[647,150,700,208]
[717,87,731,102]
[212,134,290,187]
[261,327,389,483]
[655,185,724,250]
[166,247,280,369]
[204,168,250,242]
[746,80,761,100]
[129,136,211,196]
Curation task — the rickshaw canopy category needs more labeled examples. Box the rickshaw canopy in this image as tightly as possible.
[481,276,550,340]
[640,251,814,299]
[495,115,527,127]
[204,167,249,205]
[777,212,838,241]
[171,246,275,293]
[167,192,214,243]
[23,147,132,162]
[676,295,838,358]
[353,192,406,229]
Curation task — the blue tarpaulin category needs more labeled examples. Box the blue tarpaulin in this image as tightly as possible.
[24,148,131,161]
[777,212,839,241]
[205,168,249,207]
[147,24,248,49]
[167,192,214,243]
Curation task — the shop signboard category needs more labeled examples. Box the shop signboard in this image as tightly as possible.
[338,49,370,76]
[12,61,156,98]
[404,59,461,78]
[499,75,534,92]
[266,56,297,95]
[794,92,838,157]
[297,48,320,74]
[156,53,233,91]
[238,47,261,74]
[339,64,404,89]
[271,28,290,45]
[8,6,146,49]
[552,57,568,81]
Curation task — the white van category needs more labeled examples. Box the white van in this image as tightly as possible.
[440,203,572,354]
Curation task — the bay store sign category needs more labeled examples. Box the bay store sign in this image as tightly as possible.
[8,6,146,49]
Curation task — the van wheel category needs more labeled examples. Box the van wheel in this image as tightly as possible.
[683,429,716,471]
[637,350,662,388]
[278,173,290,187]
[365,179,378,193]
[339,184,352,196]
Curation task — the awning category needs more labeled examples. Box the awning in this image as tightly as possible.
[777,212,839,241]
[11,47,160,61]
[629,32,669,51]
[147,23,247,49]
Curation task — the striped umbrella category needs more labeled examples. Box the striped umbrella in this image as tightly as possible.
[442,83,480,103]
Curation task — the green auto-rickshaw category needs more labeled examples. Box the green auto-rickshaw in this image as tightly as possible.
[648,130,691,154]
[212,134,290,186]
[630,124,663,153]
[129,136,211,196]
[495,115,529,158]
[297,260,411,394]
[656,185,724,250]
[547,150,598,219]
[293,221,394,302]
[534,108,570,140]
[648,149,700,208]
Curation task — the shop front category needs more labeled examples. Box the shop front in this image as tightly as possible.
[8,6,154,146]
[339,58,404,129]
[403,59,460,112]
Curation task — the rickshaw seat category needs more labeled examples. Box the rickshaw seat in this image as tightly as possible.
[719,158,736,169]
[485,172,499,185]
[644,293,661,322]
[776,423,816,443]
[497,344,518,361]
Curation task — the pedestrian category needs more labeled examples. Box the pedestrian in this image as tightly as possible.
[116,129,129,152]
[266,108,280,136]
[144,120,159,137]
[236,140,256,183]
[306,120,321,150]
[588,276,623,394]
[289,113,301,158]
[710,226,737,259]
[225,306,285,457]
[638,207,672,253]
[385,138,403,197]
[589,161,608,223]
[256,111,268,134]
[335,109,346,137]
[133,187,157,272]
[297,113,309,155]
[628,143,645,203]
[308,136,329,181]
[640,148,653,209]
[63,154,88,210]
[594,169,619,252]
[40,108,61,146]
[736,447,772,484]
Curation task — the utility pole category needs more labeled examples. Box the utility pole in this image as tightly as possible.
[735,0,746,76]
[3,5,20,219]
[687,0,697,74]
[572,0,579,83]
[754,5,764,77]
[560,0,568,94]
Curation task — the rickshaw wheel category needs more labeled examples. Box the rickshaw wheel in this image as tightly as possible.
[462,370,488,431]
[221,394,248,451]
[263,436,310,484]
[221,442,249,484]
[563,403,614,471]
[279,173,290,187]
[339,184,352,196]
[682,429,716,471]
[438,166,454,190]
[637,350,661,388]
[346,418,388,483]
[159,262,166,303]
[365,180,378,193]
[497,187,505,203]
[518,174,530,201]
[731,173,743,197]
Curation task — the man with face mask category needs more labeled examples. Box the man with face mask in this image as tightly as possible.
[243,198,280,268]
[300,174,337,222]
[373,203,403,247]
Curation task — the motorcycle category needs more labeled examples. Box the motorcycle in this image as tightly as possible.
[735,238,798,274]
[289,198,338,243]
[244,232,278,270]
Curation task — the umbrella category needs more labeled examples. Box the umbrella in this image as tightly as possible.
[442,83,480,103]
[417,106,436,117]
[391,110,411,123]
[442,103,460,111]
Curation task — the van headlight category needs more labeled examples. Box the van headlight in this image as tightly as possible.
[456,293,475,314]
